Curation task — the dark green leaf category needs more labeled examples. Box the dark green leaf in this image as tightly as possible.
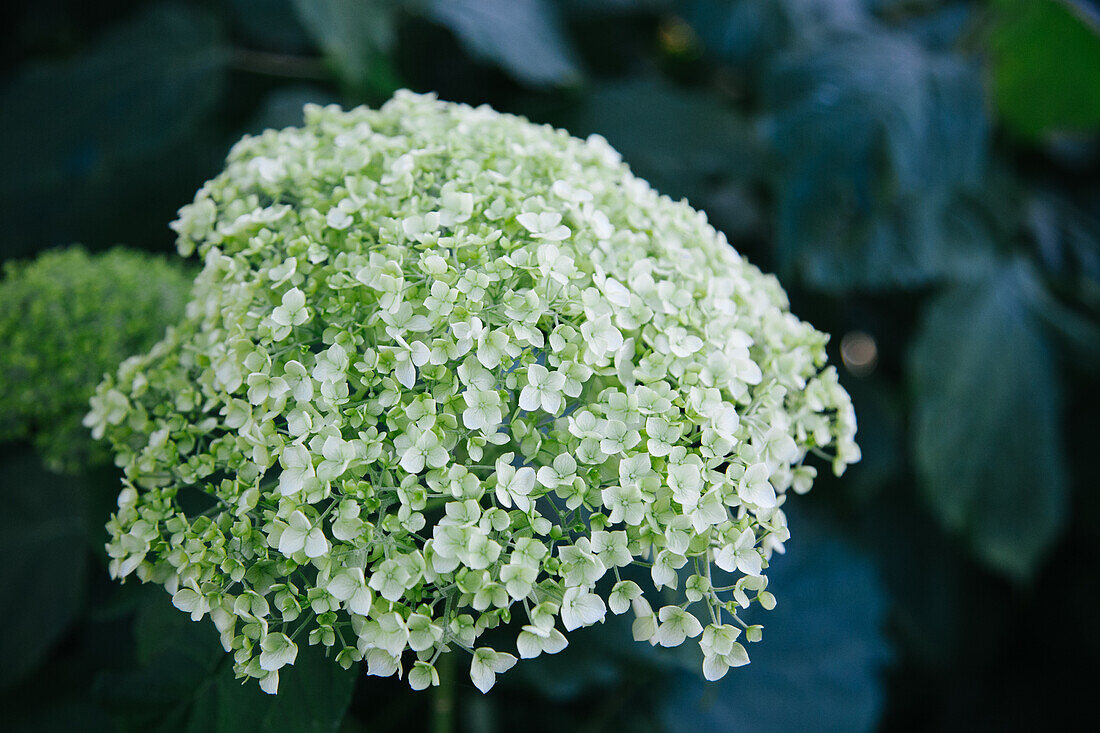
[423,0,581,87]
[245,86,340,135]
[684,0,790,69]
[909,262,1069,579]
[989,0,1100,139]
[566,78,763,203]
[685,0,870,70]
[842,378,905,502]
[0,450,89,688]
[0,3,227,256]
[506,615,639,701]
[230,0,313,53]
[765,34,994,291]
[855,492,966,667]
[290,0,400,95]
[100,592,356,732]
[1026,192,1100,365]
[188,641,356,733]
[96,592,225,729]
[661,511,891,733]
[8,699,114,733]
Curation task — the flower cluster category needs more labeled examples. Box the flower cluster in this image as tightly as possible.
[0,246,190,472]
[91,91,859,694]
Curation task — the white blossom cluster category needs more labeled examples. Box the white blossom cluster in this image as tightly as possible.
[90,91,859,694]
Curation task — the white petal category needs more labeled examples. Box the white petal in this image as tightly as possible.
[702,654,729,681]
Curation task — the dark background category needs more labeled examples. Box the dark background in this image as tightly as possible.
[2,1,1099,731]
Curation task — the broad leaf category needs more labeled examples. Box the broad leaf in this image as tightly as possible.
[187,641,356,733]
[989,0,1100,139]
[291,0,400,94]
[245,86,339,135]
[0,450,89,688]
[909,263,1069,579]
[661,511,891,733]
[99,592,356,732]
[0,3,227,256]
[764,33,993,291]
[423,0,581,86]
[685,0,870,70]
[230,0,312,53]
[566,79,762,204]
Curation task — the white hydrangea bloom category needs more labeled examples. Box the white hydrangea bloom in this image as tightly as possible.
[92,90,859,695]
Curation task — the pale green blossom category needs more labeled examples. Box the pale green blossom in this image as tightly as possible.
[469,647,517,693]
[93,91,858,695]
[0,247,189,472]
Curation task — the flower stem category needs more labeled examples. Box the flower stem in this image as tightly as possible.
[432,650,456,733]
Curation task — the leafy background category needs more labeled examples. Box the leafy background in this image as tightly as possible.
[2,0,1099,730]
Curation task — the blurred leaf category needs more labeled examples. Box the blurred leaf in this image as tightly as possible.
[661,511,891,733]
[8,699,114,733]
[97,594,226,729]
[245,86,340,134]
[684,0,789,68]
[100,593,356,732]
[685,0,871,70]
[1027,192,1100,348]
[423,0,581,87]
[0,3,227,257]
[909,262,1069,579]
[856,493,965,667]
[561,0,672,12]
[230,0,313,53]
[291,0,400,95]
[764,33,994,291]
[567,78,762,202]
[189,642,356,733]
[899,2,978,51]
[842,378,905,501]
[507,614,640,701]
[989,0,1100,139]
[1021,199,1100,364]
[0,450,89,688]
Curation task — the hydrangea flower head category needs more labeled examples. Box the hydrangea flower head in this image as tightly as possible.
[91,91,859,694]
[0,246,190,472]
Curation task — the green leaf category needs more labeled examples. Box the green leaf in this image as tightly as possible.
[660,511,891,732]
[909,263,1069,579]
[99,592,356,732]
[229,0,312,53]
[423,0,581,87]
[291,0,400,95]
[841,378,905,502]
[989,0,1100,139]
[0,3,227,256]
[245,86,340,135]
[685,0,868,70]
[188,642,356,733]
[566,78,763,203]
[0,450,89,688]
[764,34,994,291]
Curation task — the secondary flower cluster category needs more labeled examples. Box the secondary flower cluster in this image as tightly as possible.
[0,246,190,472]
[91,91,859,694]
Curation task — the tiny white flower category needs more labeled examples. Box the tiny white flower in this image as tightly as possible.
[259,632,298,671]
[740,463,778,508]
[715,527,763,576]
[560,586,606,631]
[655,606,704,647]
[279,510,329,558]
[470,647,517,693]
[519,363,566,414]
[517,211,571,241]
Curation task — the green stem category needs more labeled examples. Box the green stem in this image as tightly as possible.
[432,650,456,733]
